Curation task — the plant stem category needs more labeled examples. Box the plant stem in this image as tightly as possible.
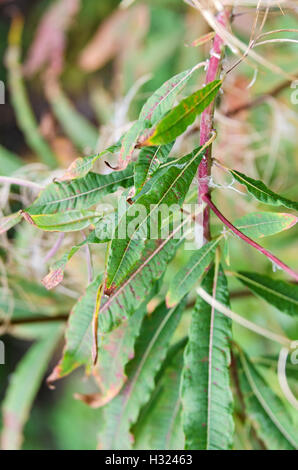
[198,9,229,242]
[203,193,298,282]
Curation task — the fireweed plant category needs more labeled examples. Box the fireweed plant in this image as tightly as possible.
[1,0,298,450]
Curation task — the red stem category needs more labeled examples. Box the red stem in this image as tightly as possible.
[203,194,298,282]
[198,9,229,242]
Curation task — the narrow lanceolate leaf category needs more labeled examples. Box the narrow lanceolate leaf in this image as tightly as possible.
[47,275,102,383]
[59,142,121,181]
[94,212,118,242]
[166,239,219,308]
[106,147,206,290]
[25,166,134,216]
[99,235,181,334]
[230,169,298,211]
[42,230,101,290]
[238,351,298,450]
[140,66,199,124]
[1,325,62,450]
[182,265,234,450]
[134,143,174,194]
[0,211,22,234]
[234,271,298,318]
[118,121,147,170]
[27,209,101,232]
[140,80,222,146]
[133,346,185,450]
[234,212,297,238]
[48,231,181,382]
[76,306,147,408]
[98,299,186,450]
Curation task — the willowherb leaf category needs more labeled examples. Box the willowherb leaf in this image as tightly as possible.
[182,265,234,450]
[98,234,181,334]
[75,306,147,408]
[42,224,116,290]
[234,212,297,238]
[94,212,118,242]
[59,142,121,181]
[234,271,298,318]
[139,80,222,146]
[134,143,174,194]
[98,298,186,450]
[47,275,103,383]
[230,169,298,211]
[238,351,298,450]
[25,166,134,216]
[0,211,22,234]
[27,209,101,232]
[133,343,185,450]
[48,228,181,383]
[118,121,147,170]
[106,146,206,291]
[139,66,200,124]
[42,231,98,290]
[1,324,62,450]
[166,239,219,308]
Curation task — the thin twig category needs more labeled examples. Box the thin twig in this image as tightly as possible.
[203,194,298,282]
[0,176,43,190]
[226,74,298,117]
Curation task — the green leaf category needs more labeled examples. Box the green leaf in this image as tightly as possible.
[166,239,219,308]
[76,306,147,408]
[0,211,22,234]
[140,66,199,124]
[28,209,101,232]
[59,142,121,181]
[234,271,298,317]
[99,236,180,334]
[49,232,180,382]
[230,169,298,211]
[182,265,234,450]
[47,275,102,382]
[106,146,206,290]
[238,351,298,450]
[118,121,147,169]
[234,212,297,238]
[134,143,174,194]
[94,212,118,242]
[140,80,222,146]
[133,344,185,450]
[26,166,134,216]
[1,325,62,450]
[98,299,186,450]
[42,231,101,289]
